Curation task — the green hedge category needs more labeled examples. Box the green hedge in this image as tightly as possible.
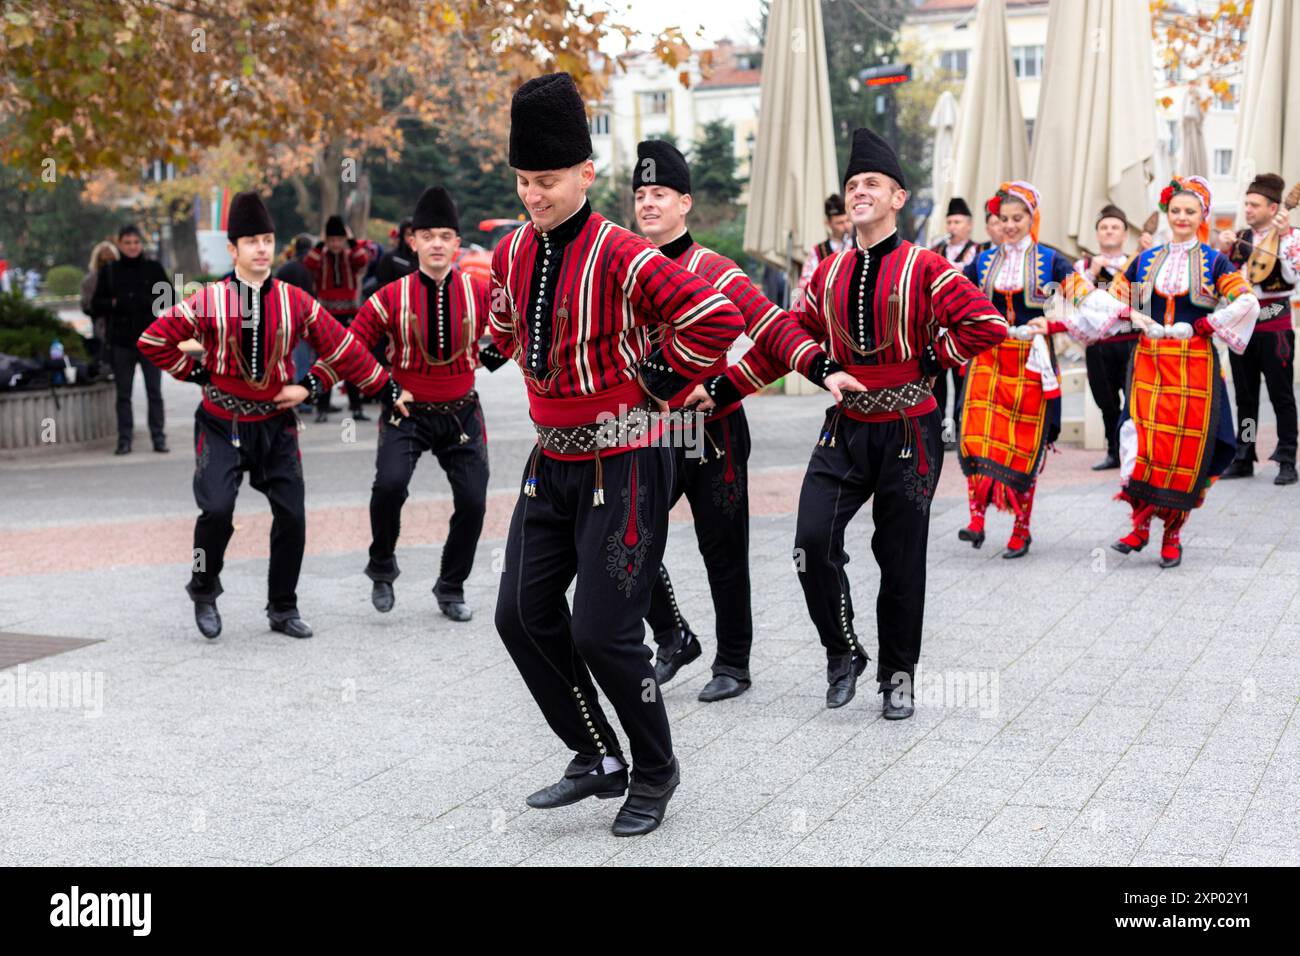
[0,291,88,361]
[44,264,84,297]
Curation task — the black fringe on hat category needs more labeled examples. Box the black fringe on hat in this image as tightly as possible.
[324,215,347,237]
[842,127,906,191]
[631,139,691,195]
[946,197,972,218]
[509,72,593,171]
[1247,173,1285,205]
[1095,203,1129,228]
[412,186,460,233]
[226,191,276,242]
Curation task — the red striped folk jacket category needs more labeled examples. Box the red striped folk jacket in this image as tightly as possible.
[349,268,493,402]
[137,275,391,422]
[487,203,744,456]
[660,231,829,418]
[303,242,370,318]
[727,232,1007,417]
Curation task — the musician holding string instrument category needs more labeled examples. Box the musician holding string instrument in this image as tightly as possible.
[1217,174,1300,485]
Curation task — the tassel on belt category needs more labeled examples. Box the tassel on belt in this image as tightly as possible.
[202,383,298,448]
[395,390,478,444]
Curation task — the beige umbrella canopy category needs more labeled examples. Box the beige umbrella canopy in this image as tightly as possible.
[1233,0,1300,223]
[1027,0,1157,256]
[743,0,839,291]
[949,0,1029,243]
[1179,91,1208,180]
[928,90,960,246]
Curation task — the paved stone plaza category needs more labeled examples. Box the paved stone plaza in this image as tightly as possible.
[2,363,1298,866]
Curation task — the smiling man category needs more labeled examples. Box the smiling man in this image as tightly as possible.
[488,73,744,837]
[138,191,405,642]
[783,128,1007,716]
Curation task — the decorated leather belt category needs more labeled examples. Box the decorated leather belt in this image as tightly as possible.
[406,391,478,417]
[838,379,932,417]
[202,384,299,448]
[526,401,656,507]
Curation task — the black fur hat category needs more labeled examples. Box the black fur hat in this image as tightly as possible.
[324,215,347,237]
[226,191,275,242]
[1247,173,1285,205]
[631,139,691,195]
[843,127,906,191]
[411,186,460,233]
[946,196,972,218]
[509,72,593,171]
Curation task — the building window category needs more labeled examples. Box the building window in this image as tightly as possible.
[938,48,969,77]
[1012,45,1044,79]
[642,91,669,115]
[589,113,610,136]
[1213,148,1233,177]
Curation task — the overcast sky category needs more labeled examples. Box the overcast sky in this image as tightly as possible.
[595,0,764,53]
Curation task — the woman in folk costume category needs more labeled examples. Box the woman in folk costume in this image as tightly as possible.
[1041,176,1259,568]
[957,181,1085,558]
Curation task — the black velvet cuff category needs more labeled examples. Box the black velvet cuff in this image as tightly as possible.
[296,373,322,404]
[919,343,944,376]
[185,365,211,386]
[638,348,693,402]
[378,378,401,410]
[807,356,842,389]
[479,342,509,372]
[705,374,744,408]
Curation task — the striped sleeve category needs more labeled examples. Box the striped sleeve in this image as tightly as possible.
[925,253,1008,367]
[612,232,743,399]
[487,239,518,363]
[298,286,391,395]
[137,285,206,381]
[347,284,393,350]
[725,254,833,397]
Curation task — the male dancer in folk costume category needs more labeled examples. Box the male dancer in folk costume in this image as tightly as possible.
[957,181,1086,559]
[1048,175,1260,567]
[138,191,406,640]
[630,138,865,702]
[742,128,1006,716]
[304,215,373,422]
[489,74,743,835]
[1074,204,1140,471]
[1217,173,1300,485]
[348,186,509,621]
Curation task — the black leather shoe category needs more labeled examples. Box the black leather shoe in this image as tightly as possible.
[611,786,676,837]
[653,627,701,685]
[371,581,394,613]
[269,611,313,639]
[1091,453,1120,471]
[1002,535,1032,559]
[957,527,985,549]
[114,440,131,456]
[826,653,868,709]
[350,408,370,422]
[314,409,329,423]
[1276,463,1298,486]
[194,601,222,639]
[882,686,915,720]
[153,441,170,453]
[698,674,750,702]
[1221,460,1253,479]
[525,769,628,809]
[439,601,472,622]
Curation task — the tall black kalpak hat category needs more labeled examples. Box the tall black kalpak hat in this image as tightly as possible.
[1246,172,1285,205]
[843,127,906,191]
[947,196,972,218]
[509,72,593,171]
[631,139,691,195]
[324,215,347,237]
[824,193,845,217]
[411,186,460,233]
[226,191,276,242]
